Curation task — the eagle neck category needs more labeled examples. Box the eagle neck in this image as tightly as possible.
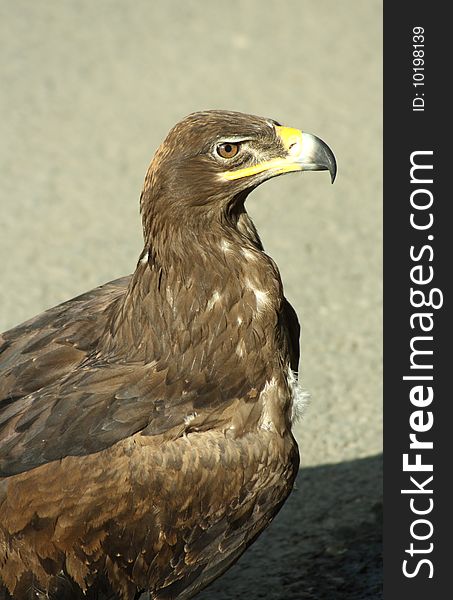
[106,210,286,379]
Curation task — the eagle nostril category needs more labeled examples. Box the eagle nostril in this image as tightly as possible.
[288,139,301,155]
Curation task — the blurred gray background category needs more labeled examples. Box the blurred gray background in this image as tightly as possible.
[0,1,382,598]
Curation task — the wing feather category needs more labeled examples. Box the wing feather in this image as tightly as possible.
[0,275,267,476]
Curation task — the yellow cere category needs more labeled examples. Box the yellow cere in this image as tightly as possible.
[222,126,304,181]
[275,126,303,152]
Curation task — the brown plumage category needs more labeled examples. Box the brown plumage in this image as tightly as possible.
[0,110,336,599]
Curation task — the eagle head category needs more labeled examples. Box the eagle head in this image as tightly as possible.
[141,110,336,230]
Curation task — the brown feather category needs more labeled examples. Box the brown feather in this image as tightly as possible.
[0,110,311,599]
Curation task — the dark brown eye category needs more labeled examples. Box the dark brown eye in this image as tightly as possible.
[216,142,240,159]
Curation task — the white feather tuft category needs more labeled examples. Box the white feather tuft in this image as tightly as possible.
[287,368,310,423]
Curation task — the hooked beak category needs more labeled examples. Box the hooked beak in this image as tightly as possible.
[222,125,337,184]
[275,126,337,183]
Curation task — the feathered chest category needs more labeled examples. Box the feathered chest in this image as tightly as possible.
[120,246,287,372]
[100,240,301,438]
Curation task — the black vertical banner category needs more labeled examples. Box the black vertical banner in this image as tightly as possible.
[384,3,450,598]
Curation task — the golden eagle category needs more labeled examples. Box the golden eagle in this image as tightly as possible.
[0,110,336,599]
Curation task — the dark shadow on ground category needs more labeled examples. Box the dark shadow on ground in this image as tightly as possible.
[197,454,382,600]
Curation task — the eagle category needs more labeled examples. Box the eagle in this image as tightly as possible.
[0,110,336,600]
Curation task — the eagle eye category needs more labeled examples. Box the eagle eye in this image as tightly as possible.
[216,142,240,159]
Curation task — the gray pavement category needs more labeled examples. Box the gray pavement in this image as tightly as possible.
[1,1,382,598]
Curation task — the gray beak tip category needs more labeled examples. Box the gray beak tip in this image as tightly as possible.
[299,132,337,185]
[330,162,337,184]
[317,137,337,184]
